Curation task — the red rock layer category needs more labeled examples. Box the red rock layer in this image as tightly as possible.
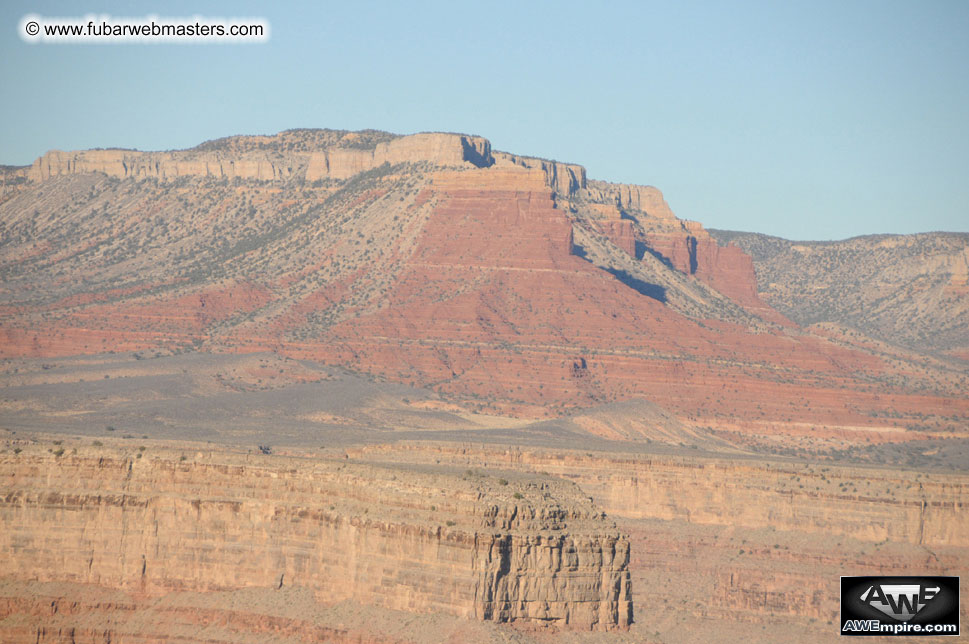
[264,168,963,428]
[645,226,790,324]
[595,219,637,257]
[1,164,965,432]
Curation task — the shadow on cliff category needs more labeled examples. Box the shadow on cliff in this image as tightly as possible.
[461,138,494,168]
[604,268,667,303]
[637,241,673,267]
[572,243,667,303]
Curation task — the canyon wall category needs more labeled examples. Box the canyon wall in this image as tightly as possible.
[349,443,969,548]
[0,446,631,631]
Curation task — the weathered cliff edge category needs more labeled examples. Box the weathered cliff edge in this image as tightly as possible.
[27,132,494,183]
[350,443,969,548]
[0,446,632,631]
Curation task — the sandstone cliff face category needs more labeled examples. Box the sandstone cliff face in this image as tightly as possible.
[493,151,586,196]
[349,443,969,548]
[27,132,494,184]
[578,179,785,320]
[29,147,295,182]
[0,447,631,631]
[325,443,969,643]
[584,179,678,220]
[646,226,778,315]
[307,133,493,181]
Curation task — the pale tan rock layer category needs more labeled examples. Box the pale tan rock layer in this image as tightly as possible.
[350,443,969,548]
[27,133,494,183]
[0,447,632,631]
[25,131,661,215]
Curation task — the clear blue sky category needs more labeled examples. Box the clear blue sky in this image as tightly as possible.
[2,0,967,240]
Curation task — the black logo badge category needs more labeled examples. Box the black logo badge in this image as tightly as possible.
[841,576,959,636]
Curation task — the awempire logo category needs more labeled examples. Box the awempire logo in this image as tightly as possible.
[841,576,959,636]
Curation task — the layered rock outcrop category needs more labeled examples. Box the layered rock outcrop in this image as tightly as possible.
[493,151,586,195]
[306,133,493,181]
[27,132,494,183]
[584,180,678,219]
[349,443,969,548]
[580,178,784,318]
[0,446,632,631]
[29,147,295,182]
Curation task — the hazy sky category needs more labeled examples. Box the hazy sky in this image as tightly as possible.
[2,0,967,239]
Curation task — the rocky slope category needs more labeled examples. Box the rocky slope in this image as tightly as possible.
[710,229,969,358]
[0,443,632,633]
[1,129,967,437]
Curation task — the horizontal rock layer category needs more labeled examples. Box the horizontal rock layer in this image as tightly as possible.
[27,132,494,184]
[0,447,631,631]
[349,443,969,547]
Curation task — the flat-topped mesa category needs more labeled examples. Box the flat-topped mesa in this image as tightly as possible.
[0,446,632,631]
[26,131,495,183]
